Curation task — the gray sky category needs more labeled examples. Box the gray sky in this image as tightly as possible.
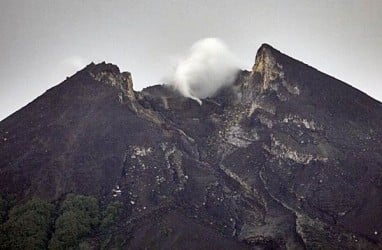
[0,0,381,120]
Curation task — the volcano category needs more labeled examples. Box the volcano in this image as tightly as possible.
[0,44,381,249]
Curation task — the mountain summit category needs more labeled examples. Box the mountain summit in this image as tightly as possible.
[0,44,381,249]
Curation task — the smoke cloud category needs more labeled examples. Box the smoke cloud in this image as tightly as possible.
[168,38,240,104]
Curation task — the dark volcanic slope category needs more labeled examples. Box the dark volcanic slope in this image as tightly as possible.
[1,44,382,249]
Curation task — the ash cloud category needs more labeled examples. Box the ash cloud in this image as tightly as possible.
[168,38,240,104]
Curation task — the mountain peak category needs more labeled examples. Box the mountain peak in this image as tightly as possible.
[83,62,133,95]
[258,43,277,52]
[83,61,121,74]
[250,43,299,96]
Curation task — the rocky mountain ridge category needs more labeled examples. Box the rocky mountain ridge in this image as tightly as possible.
[0,44,381,249]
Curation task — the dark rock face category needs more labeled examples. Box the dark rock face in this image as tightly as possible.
[1,45,382,249]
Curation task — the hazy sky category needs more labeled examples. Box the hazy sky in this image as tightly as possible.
[0,0,381,120]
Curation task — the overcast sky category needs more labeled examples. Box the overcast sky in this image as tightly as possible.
[0,0,381,120]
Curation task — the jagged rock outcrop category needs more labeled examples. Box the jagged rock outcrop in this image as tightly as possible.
[0,44,381,249]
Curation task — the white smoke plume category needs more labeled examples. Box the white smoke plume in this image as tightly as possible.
[168,38,240,104]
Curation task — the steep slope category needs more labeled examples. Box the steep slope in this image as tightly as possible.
[0,44,381,249]
[0,63,161,200]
